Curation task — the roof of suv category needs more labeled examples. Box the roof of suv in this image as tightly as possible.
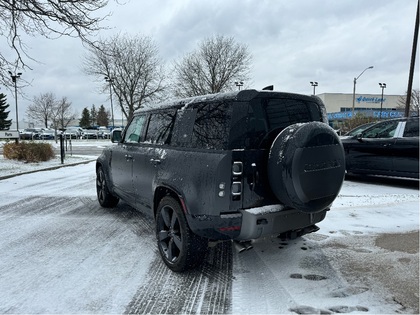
[135,89,323,114]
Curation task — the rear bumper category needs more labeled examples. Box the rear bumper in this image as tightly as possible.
[186,205,328,241]
[237,206,327,240]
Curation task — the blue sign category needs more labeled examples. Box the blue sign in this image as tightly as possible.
[328,110,405,120]
[356,96,386,104]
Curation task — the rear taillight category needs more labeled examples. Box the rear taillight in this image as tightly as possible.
[231,181,242,196]
[232,161,243,200]
[232,161,243,175]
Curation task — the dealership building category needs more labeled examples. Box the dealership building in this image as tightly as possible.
[317,92,406,128]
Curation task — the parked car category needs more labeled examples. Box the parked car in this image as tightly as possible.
[340,122,376,139]
[96,89,345,271]
[39,129,56,140]
[63,127,82,139]
[20,128,42,140]
[82,129,99,139]
[98,126,111,139]
[63,130,78,139]
[341,117,419,179]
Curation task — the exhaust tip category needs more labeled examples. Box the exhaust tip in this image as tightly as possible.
[233,240,253,253]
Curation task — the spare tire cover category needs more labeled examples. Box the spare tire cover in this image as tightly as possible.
[268,122,345,213]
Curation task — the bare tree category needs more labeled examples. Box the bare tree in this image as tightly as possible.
[53,97,75,129]
[26,92,57,128]
[397,89,419,116]
[0,0,111,87]
[84,33,166,120]
[172,35,252,98]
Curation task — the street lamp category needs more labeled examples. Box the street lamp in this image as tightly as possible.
[235,81,244,91]
[310,81,318,95]
[8,71,22,132]
[105,76,115,129]
[352,66,374,116]
[379,83,386,120]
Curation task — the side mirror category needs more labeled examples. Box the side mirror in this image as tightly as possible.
[111,129,122,143]
[356,132,364,142]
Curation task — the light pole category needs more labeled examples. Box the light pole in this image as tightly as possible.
[105,76,115,129]
[8,71,22,132]
[310,81,318,95]
[352,66,373,116]
[379,83,386,120]
[235,81,244,91]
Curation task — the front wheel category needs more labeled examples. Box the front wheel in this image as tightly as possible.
[156,196,207,272]
[96,166,119,208]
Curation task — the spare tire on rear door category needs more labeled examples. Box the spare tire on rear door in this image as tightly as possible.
[268,122,345,213]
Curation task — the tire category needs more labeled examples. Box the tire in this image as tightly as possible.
[96,166,119,208]
[156,196,207,272]
[268,122,345,213]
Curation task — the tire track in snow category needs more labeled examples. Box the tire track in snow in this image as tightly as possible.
[125,241,233,314]
[0,194,156,313]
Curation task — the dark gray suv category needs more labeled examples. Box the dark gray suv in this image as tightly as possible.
[96,89,345,271]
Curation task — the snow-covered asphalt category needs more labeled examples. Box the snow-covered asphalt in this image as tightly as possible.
[0,162,418,314]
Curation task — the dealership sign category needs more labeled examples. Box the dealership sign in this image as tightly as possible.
[356,95,386,104]
[0,130,19,139]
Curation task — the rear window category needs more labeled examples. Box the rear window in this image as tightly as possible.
[403,119,419,137]
[247,97,323,148]
[265,99,315,129]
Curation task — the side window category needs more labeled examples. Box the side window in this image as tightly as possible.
[363,120,399,138]
[123,115,146,143]
[144,110,176,145]
[172,101,232,150]
[191,101,232,150]
[403,120,419,137]
[172,109,196,146]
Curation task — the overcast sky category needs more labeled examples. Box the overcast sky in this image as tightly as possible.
[2,0,419,126]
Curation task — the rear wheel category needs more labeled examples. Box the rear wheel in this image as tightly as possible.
[96,166,119,208]
[156,196,207,272]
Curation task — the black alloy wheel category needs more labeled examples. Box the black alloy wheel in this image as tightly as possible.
[156,196,207,272]
[96,166,119,208]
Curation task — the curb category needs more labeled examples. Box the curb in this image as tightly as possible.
[0,159,96,181]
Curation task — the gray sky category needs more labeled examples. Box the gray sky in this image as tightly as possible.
[3,0,419,126]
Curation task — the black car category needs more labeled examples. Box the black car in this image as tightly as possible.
[96,89,345,271]
[341,117,419,179]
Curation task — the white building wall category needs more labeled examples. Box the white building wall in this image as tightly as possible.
[317,93,403,113]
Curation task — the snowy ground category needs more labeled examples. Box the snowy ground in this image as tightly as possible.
[0,151,418,314]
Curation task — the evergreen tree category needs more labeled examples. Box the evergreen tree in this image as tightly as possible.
[97,105,110,127]
[90,104,97,126]
[0,93,12,130]
[79,107,91,128]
